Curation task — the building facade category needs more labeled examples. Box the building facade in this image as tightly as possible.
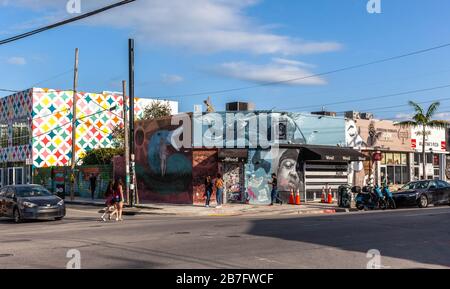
[130,111,365,205]
[0,87,178,188]
[346,117,448,189]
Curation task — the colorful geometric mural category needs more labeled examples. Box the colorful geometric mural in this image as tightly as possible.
[0,89,33,163]
[31,88,152,168]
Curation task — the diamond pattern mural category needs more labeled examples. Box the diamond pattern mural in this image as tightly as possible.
[31,88,151,168]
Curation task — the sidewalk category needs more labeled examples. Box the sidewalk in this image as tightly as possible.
[64,197,357,217]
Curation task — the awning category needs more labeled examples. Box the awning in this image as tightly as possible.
[218,149,248,162]
[298,145,368,162]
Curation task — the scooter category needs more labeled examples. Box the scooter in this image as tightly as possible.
[355,185,387,210]
[382,185,396,209]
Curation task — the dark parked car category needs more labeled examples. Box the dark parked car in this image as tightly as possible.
[0,185,65,223]
[393,180,450,208]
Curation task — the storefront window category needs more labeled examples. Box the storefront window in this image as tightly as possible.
[385,153,394,165]
[426,154,433,164]
[401,154,408,165]
[414,154,419,165]
[433,155,440,166]
[12,119,30,146]
[393,153,401,165]
[382,152,409,185]
[0,123,8,148]
[402,166,410,184]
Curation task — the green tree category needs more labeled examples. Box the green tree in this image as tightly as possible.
[139,100,172,121]
[81,147,124,165]
[395,101,448,180]
[111,125,125,149]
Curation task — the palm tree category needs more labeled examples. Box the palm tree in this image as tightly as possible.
[395,101,448,180]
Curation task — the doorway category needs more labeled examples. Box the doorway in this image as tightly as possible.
[7,167,24,185]
[221,162,245,204]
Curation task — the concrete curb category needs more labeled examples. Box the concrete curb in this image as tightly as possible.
[66,200,358,217]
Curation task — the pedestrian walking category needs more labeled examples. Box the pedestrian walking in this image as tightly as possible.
[89,173,97,200]
[205,175,213,207]
[100,181,117,222]
[268,173,282,206]
[215,174,224,208]
[113,178,124,221]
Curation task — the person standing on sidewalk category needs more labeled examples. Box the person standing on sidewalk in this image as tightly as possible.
[205,175,213,207]
[215,174,224,208]
[113,178,124,221]
[89,173,97,200]
[268,173,282,206]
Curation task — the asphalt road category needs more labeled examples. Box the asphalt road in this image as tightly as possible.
[1,205,449,269]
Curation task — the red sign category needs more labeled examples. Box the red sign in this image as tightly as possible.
[372,152,382,161]
[441,141,446,150]
[411,139,417,149]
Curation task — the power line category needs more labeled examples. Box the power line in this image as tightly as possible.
[0,0,136,46]
[28,69,74,89]
[153,42,450,99]
[282,83,450,111]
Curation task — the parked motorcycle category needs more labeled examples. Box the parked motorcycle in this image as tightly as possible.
[355,185,387,210]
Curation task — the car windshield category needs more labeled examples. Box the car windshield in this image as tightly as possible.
[15,186,52,198]
[401,181,430,190]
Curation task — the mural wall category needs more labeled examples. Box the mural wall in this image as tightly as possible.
[134,117,193,204]
[0,89,33,163]
[245,148,303,205]
[33,165,112,199]
[192,150,218,204]
[31,88,151,168]
[193,112,346,148]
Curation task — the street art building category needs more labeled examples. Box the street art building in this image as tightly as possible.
[345,115,448,189]
[0,87,178,195]
[131,110,366,205]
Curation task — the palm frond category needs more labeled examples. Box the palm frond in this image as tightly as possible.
[426,102,440,119]
[427,120,450,129]
[408,101,424,115]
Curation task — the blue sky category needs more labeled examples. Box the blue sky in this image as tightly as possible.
[1,0,450,120]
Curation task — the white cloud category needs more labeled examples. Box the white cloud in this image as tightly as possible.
[216,58,326,85]
[7,56,27,65]
[434,112,450,120]
[161,74,184,84]
[2,0,342,55]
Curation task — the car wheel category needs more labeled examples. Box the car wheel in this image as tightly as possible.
[55,217,64,221]
[13,208,22,223]
[418,195,428,208]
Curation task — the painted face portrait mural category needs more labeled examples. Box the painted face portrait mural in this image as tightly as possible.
[245,148,304,205]
[276,149,303,193]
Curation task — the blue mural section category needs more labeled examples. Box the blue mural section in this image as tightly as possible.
[193,112,346,148]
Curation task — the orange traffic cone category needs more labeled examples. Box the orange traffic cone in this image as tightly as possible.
[295,190,301,205]
[327,188,333,204]
[288,190,295,205]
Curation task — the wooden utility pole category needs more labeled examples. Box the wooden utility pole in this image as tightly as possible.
[70,48,79,201]
[122,80,130,205]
